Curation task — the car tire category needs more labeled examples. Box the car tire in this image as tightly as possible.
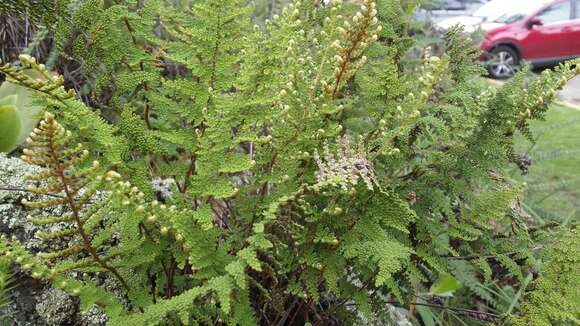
[487,45,520,79]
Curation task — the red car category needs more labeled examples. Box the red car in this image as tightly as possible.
[480,0,580,78]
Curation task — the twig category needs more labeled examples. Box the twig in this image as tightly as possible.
[0,186,63,198]
[386,301,501,323]
[444,245,543,261]
[274,298,299,326]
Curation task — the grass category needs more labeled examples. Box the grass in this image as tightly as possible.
[512,104,580,225]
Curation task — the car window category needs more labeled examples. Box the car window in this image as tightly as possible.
[494,1,553,24]
[537,0,572,24]
[495,13,524,24]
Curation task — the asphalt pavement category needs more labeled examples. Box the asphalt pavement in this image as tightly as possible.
[559,76,580,108]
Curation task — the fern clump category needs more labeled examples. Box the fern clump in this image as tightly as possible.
[0,0,579,324]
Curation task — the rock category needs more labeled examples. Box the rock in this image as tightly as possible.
[3,278,45,326]
[0,153,66,253]
[152,177,176,201]
[0,154,108,325]
[78,306,108,326]
[0,153,46,325]
[348,303,413,326]
[35,288,77,326]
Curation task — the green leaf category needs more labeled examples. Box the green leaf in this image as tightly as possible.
[430,274,463,297]
[0,72,43,144]
[0,96,22,152]
[111,286,208,325]
[416,305,436,326]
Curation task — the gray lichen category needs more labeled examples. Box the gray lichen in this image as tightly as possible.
[35,288,107,326]
[348,302,413,326]
[152,177,176,201]
[79,306,108,326]
[35,288,76,326]
[0,153,66,253]
[0,154,108,325]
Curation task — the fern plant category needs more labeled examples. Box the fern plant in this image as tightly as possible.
[0,0,579,324]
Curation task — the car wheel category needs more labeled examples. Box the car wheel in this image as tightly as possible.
[487,46,519,79]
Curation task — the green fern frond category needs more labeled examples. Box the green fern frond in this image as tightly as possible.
[19,112,137,292]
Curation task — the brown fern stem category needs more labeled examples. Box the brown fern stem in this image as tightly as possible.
[331,20,371,100]
[46,128,130,293]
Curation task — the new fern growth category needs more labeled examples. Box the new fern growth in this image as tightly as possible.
[20,112,130,291]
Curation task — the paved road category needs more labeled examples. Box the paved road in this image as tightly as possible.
[560,76,580,108]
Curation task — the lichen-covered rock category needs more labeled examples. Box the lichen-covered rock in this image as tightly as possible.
[0,154,108,325]
[35,288,77,326]
[0,153,67,253]
[0,154,46,325]
[3,278,45,325]
[78,306,108,326]
[348,303,413,326]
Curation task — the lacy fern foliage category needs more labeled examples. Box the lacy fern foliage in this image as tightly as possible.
[0,0,579,324]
